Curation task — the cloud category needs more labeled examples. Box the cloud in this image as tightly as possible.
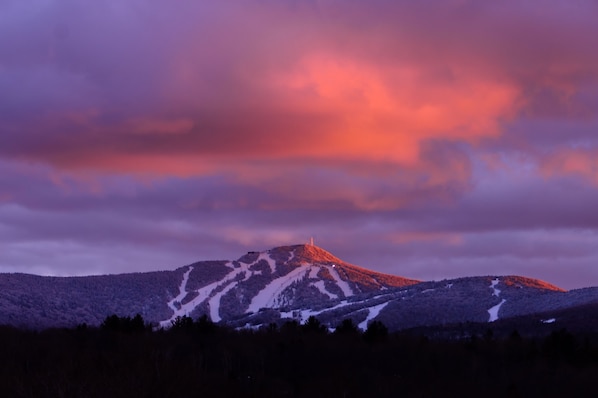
[2,1,598,288]
[0,2,521,169]
[3,1,596,184]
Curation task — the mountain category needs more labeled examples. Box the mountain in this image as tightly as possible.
[1,244,597,334]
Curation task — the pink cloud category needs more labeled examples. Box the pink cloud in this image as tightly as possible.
[3,1,598,288]
[540,148,598,184]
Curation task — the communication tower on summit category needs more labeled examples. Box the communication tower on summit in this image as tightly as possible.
[309,237,314,246]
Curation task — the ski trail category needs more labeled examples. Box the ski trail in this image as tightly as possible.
[279,289,400,323]
[160,261,245,327]
[308,266,320,279]
[246,267,310,313]
[160,279,220,328]
[199,260,258,323]
[312,280,338,299]
[487,278,506,322]
[488,299,506,322]
[208,280,239,322]
[166,266,193,312]
[490,278,501,296]
[358,302,390,331]
[327,265,353,297]
[257,252,277,273]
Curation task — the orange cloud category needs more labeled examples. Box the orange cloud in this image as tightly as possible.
[272,54,521,164]
[540,149,598,184]
[9,0,597,216]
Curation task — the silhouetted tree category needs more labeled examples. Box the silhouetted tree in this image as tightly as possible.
[100,314,146,333]
[3,318,598,397]
[100,314,121,331]
[266,322,278,333]
[302,316,327,334]
[170,315,194,330]
[196,314,217,333]
[334,319,359,336]
[280,320,300,336]
[131,314,145,332]
[363,320,388,343]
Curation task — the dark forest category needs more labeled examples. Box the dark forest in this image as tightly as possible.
[1,315,598,397]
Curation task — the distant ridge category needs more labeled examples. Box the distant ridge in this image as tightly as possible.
[501,275,564,292]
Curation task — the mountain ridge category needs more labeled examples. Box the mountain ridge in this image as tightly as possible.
[1,243,596,333]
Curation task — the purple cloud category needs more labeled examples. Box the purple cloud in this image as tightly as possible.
[2,0,598,289]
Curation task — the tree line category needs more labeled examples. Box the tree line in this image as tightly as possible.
[0,314,597,397]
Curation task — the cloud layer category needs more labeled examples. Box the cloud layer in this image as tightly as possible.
[2,0,598,289]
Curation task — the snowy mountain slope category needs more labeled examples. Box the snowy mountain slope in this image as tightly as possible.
[167,244,420,324]
[0,244,597,333]
[231,274,579,332]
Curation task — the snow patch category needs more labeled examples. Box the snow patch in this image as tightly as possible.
[312,280,338,299]
[358,302,389,331]
[488,299,506,322]
[160,261,250,327]
[208,280,239,322]
[280,299,352,323]
[308,266,320,279]
[280,290,400,325]
[166,266,193,313]
[258,252,277,274]
[327,265,353,297]
[246,266,311,313]
[490,278,501,297]
[542,318,556,324]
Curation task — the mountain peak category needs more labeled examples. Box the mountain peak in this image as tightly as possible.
[269,244,343,264]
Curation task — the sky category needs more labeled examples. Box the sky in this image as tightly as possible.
[1,0,598,290]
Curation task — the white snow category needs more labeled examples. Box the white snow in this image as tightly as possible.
[327,265,353,297]
[208,280,238,322]
[160,279,218,328]
[257,252,277,274]
[487,278,506,322]
[157,249,396,328]
[312,280,338,299]
[488,299,506,322]
[160,261,250,327]
[165,266,193,313]
[159,250,323,327]
[280,299,353,323]
[358,302,389,331]
[246,266,311,313]
[308,266,320,279]
[279,289,400,325]
[490,278,501,297]
[542,318,556,324]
